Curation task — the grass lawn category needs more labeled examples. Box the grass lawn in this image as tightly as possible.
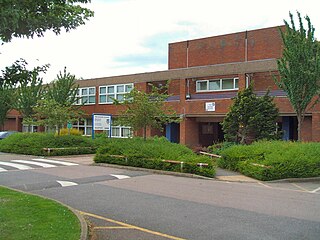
[0,186,81,240]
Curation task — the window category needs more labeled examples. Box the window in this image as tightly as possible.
[72,119,92,136]
[22,124,38,133]
[106,126,132,138]
[76,87,96,105]
[99,83,133,104]
[196,78,239,92]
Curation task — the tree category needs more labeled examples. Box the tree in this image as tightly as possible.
[27,99,83,135]
[0,0,94,42]
[115,85,180,140]
[275,12,320,141]
[0,59,49,130]
[222,85,279,144]
[45,67,79,106]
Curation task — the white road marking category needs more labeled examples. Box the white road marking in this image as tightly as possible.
[310,187,320,193]
[12,160,56,168]
[57,181,78,187]
[32,159,78,166]
[110,174,131,180]
[0,162,33,170]
[0,167,7,172]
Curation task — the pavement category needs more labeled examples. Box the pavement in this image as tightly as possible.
[31,154,320,239]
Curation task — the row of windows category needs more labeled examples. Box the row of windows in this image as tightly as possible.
[77,80,239,105]
[196,78,239,92]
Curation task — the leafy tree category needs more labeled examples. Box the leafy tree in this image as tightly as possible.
[0,79,14,128]
[275,12,320,141]
[0,0,94,42]
[45,67,79,106]
[26,99,84,135]
[115,85,180,140]
[0,59,48,130]
[222,85,280,144]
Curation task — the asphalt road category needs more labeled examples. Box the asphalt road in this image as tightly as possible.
[0,153,319,240]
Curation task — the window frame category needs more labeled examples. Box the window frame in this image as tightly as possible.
[196,78,239,92]
[99,83,133,104]
[76,87,96,105]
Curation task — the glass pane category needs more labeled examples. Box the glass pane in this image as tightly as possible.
[82,96,88,104]
[107,94,115,103]
[117,85,124,93]
[86,127,92,135]
[116,94,124,101]
[86,118,92,125]
[234,78,239,88]
[222,79,234,90]
[100,87,106,94]
[82,88,88,95]
[89,87,95,95]
[125,84,133,92]
[197,81,207,91]
[209,80,220,90]
[89,96,95,103]
[99,95,106,103]
[121,128,130,138]
[112,127,120,137]
[107,86,115,94]
[77,89,80,95]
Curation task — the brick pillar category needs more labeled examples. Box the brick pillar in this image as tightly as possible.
[180,117,199,148]
[238,74,246,90]
[312,112,320,142]
[301,116,312,141]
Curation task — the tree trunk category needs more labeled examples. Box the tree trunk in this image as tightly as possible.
[143,126,147,141]
[297,114,304,141]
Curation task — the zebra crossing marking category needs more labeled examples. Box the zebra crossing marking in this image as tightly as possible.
[32,158,78,166]
[0,162,34,170]
[12,160,56,168]
[0,167,7,172]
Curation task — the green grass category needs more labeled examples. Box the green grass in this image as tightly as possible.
[0,186,81,240]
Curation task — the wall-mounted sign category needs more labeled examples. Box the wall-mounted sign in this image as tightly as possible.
[205,102,216,112]
[92,114,111,131]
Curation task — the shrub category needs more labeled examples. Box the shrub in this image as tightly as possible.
[0,132,95,156]
[55,128,83,136]
[94,137,215,177]
[218,141,320,180]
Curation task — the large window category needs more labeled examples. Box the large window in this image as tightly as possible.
[107,126,132,138]
[196,78,239,92]
[99,83,133,104]
[76,87,96,105]
[72,118,92,136]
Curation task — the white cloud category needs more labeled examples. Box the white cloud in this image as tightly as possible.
[0,0,319,82]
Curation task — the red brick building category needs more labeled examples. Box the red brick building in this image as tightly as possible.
[3,26,320,147]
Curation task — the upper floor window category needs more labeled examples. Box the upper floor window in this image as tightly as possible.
[196,78,239,92]
[99,83,133,104]
[76,87,96,105]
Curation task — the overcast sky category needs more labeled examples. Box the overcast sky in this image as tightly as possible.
[0,0,319,83]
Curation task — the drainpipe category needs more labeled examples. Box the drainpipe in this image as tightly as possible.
[186,40,189,68]
[245,30,248,62]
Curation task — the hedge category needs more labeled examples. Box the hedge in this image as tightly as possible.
[0,133,96,156]
[217,141,320,181]
[94,137,215,177]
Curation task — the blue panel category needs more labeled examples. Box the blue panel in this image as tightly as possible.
[166,124,171,141]
[282,116,290,141]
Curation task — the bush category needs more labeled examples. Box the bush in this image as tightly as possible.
[55,128,83,136]
[218,141,320,180]
[0,132,95,156]
[94,137,215,177]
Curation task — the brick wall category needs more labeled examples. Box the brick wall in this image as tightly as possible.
[169,26,284,69]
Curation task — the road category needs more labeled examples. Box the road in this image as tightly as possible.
[0,152,319,240]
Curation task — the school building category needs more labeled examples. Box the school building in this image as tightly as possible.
[3,26,320,148]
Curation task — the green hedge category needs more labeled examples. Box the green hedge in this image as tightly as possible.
[218,141,320,181]
[0,133,96,156]
[94,137,215,177]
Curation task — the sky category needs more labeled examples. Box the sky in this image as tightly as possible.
[1,0,320,83]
